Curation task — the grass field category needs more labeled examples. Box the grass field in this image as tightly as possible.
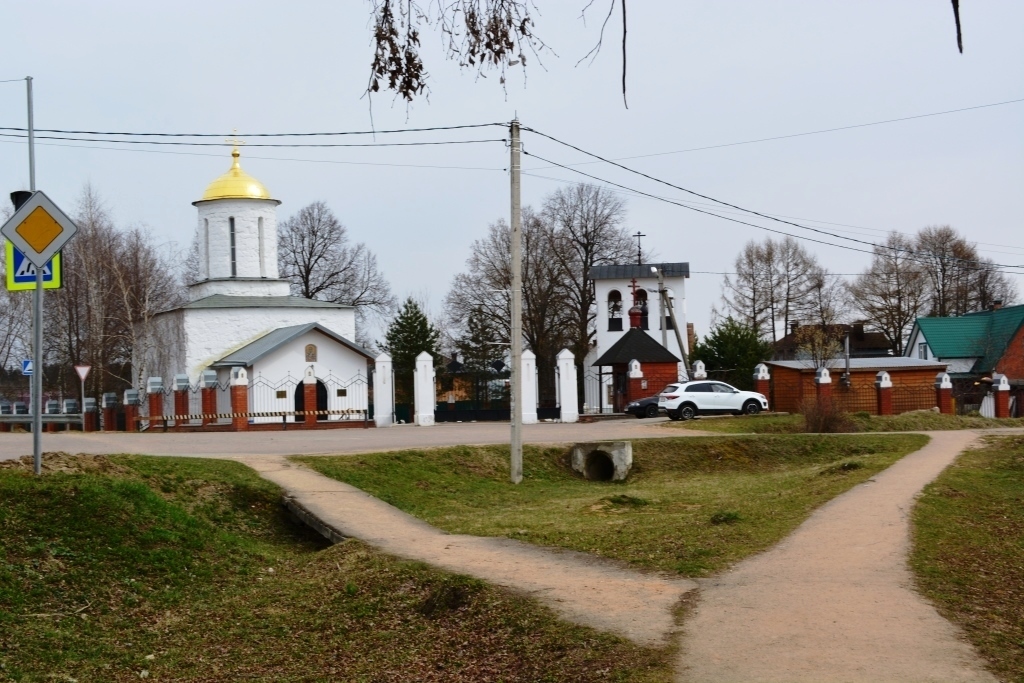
[912,435,1024,682]
[0,454,670,682]
[297,434,927,577]
[668,411,1024,434]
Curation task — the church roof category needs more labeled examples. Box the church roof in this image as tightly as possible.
[211,323,373,368]
[182,294,352,310]
[588,262,690,280]
[197,147,276,202]
[592,328,680,366]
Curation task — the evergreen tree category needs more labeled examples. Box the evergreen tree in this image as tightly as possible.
[381,298,441,401]
[690,317,773,391]
[454,308,506,373]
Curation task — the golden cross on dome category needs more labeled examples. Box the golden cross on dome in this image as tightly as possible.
[225,129,246,157]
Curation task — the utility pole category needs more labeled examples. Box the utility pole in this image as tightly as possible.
[652,267,689,381]
[27,76,43,476]
[509,120,523,484]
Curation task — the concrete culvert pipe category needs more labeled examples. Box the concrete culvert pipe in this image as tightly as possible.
[584,450,615,481]
[570,441,633,481]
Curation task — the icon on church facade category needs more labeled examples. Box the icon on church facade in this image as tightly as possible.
[305,344,318,362]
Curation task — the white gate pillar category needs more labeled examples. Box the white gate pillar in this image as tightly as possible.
[521,349,538,424]
[556,349,579,423]
[374,352,394,428]
[413,351,435,426]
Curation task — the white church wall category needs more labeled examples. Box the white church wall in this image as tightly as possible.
[250,329,370,423]
[593,274,689,369]
[188,278,291,299]
[182,306,357,381]
[195,198,280,281]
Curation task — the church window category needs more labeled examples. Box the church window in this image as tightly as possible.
[258,216,266,278]
[203,218,210,279]
[305,344,318,362]
[229,217,237,277]
[636,290,649,330]
[337,388,347,397]
[608,290,623,331]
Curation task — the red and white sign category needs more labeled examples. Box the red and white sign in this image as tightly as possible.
[74,365,91,381]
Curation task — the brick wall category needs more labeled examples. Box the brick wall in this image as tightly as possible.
[995,323,1024,380]
[626,362,678,404]
[770,366,940,415]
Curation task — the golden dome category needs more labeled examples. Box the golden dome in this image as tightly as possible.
[199,148,273,201]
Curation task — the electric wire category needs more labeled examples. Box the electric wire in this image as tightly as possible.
[525,97,1024,167]
[521,148,1024,276]
[0,122,507,137]
[0,137,506,172]
[0,78,27,84]
[522,127,1024,272]
[0,132,506,148]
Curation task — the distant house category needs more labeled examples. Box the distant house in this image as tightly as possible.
[905,303,1024,415]
[772,322,892,361]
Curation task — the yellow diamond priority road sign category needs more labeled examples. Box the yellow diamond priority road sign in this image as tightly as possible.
[1,191,77,268]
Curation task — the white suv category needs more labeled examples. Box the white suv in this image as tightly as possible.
[658,380,768,420]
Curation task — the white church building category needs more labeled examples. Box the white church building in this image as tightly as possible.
[138,147,373,419]
[585,262,690,411]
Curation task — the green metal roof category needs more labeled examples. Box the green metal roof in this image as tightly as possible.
[914,304,1024,373]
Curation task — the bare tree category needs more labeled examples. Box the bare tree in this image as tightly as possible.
[802,268,849,327]
[365,2,966,103]
[722,241,773,339]
[278,201,396,326]
[848,232,927,355]
[543,184,632,365]
[444,209,571,405]
[915,225,1017,317]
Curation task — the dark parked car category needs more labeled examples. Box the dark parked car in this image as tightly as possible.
[625,395,663,419]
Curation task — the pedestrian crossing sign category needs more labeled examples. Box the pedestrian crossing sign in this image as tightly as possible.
[5,240,61,291]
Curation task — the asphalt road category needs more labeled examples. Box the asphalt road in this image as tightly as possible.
[0,417,692,460]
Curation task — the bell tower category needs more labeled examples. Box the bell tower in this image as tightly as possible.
[189,145,291,300]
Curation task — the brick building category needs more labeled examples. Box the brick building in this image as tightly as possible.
[765,357,947,415]
[906,303,1024,415]
[592,328,680,412]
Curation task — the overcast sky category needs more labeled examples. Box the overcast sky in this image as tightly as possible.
[1,1,1021,345]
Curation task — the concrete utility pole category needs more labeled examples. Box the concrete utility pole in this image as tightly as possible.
[27,76,43,476]
[652,266,690,381]
[509,120,523,484]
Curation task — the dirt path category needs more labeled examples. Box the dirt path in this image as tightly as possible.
[241,455,695,647]
[677,431,997,683]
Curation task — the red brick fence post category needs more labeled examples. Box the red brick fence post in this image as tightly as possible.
[102,393,118,431]
[83,397,97,432]
[147,377,164,431]
[201,369,218,425]
[815,367,832,405]
[753,363,771,410]
[994,373,1011,419]
[875,371,893,416]
[230,368,249,431]
[303,366,318,427]
[124,389,140,432]
[173,374,190,429]
[935,372,953,415]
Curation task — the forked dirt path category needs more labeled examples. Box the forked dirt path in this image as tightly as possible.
[240,455,696,648]
[678,431,997,683]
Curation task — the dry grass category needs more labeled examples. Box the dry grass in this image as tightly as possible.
[0,454,670,682]
[911,435,1024,682]
[297,434,927,577]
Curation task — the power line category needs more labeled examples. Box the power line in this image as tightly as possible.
[0,78,26,84]
[521,149,1024,277]
[0,122,506,137]
[525,97,1024,169]
[526,170,1024,259]
[0,132,506,148]
[522,127,1024,272]
[0,137,506,172]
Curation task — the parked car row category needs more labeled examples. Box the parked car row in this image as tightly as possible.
[624,380,769,420]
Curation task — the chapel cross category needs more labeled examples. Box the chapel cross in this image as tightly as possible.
[633,231,645,265]
[225,129,246,151]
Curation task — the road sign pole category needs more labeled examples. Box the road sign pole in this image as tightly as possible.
[27,76,43,475]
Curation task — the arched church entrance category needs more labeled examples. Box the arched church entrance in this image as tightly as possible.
[294,380,329,421]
